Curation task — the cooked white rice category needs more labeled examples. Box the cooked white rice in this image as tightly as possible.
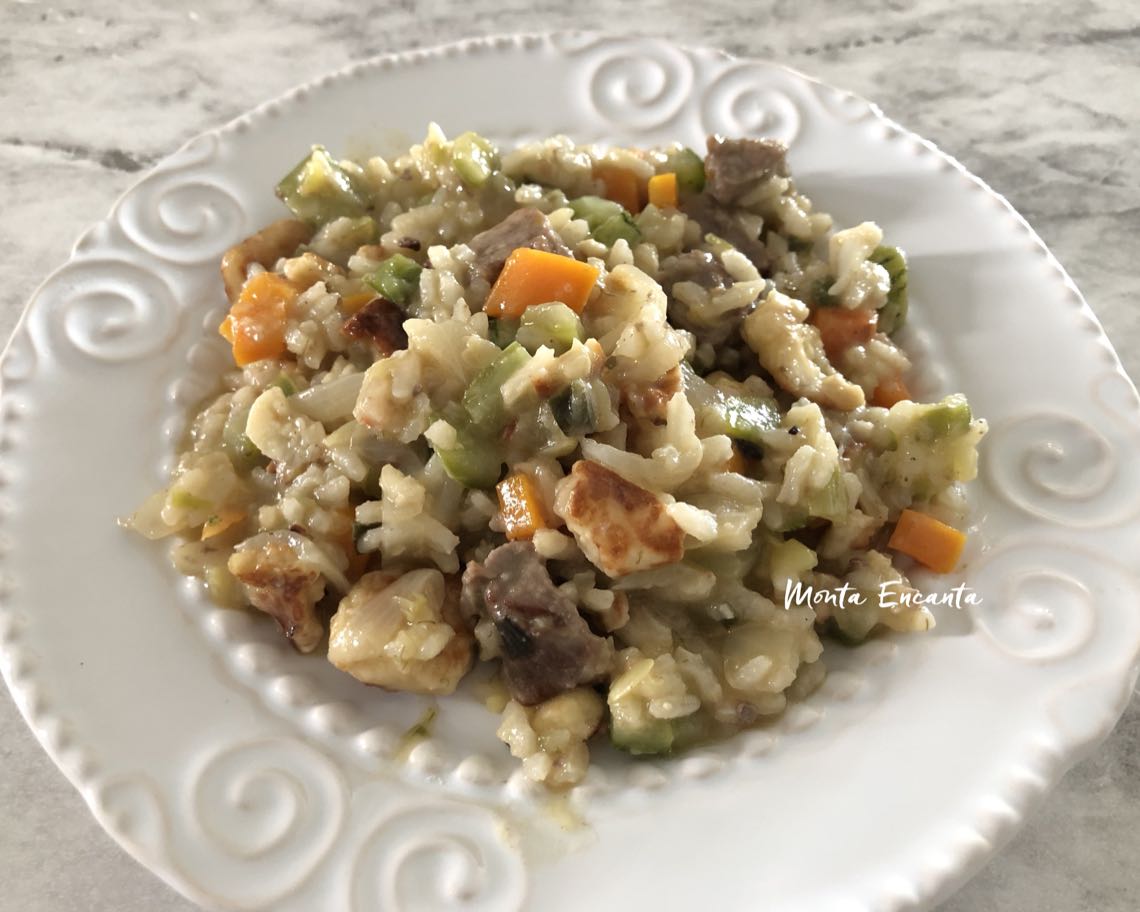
[127,127,986,787]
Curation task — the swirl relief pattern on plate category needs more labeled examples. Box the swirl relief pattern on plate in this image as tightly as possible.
[572,37,695,131]
[700,65,802,145]
[115,133,249,266]
[95,738,348,910]
[983,410,1140,527]
[350,804,526,912]
[26,251,183,366]
[971,542,1140,668]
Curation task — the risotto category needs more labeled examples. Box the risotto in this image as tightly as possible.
[127,127,986,787]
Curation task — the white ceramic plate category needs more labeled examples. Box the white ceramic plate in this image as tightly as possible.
[3,33,1139,912]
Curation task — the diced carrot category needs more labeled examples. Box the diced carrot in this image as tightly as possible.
[496,472,547,541]
[340,291,377,315]
[871,373,911,408]
[647,172,678,209]
[219,272,297,366]
[596,164,642,214]
[888,509,966,574]
[201,508,246,540]
[484,248,599,318]
[333,506,370,579]
[810,307,878,362]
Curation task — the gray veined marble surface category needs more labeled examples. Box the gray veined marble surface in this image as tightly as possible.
[1,1,1137,910]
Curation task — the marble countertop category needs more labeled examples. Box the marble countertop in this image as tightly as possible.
[1,1,1137,910]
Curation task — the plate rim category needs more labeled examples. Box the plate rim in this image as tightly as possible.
[2,29,1139,912]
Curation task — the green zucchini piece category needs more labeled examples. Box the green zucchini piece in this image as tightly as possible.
[806,470,848,521]
[769,537,818,581]
[435,424,504,490]
[594,211,641,247]
[364,254,422,307]
[666,147,706,193]
[276,146,369,226]
[611,715,675,755]
[452,132,499,187]
[462,342,531,430]
[715,393,781,447]
[551,379,598,435]
[569,195,624,230]
[869,244,908,335]
[168,489,211,511]
[569,195,642,247]
[222,404,264,471]
[516,302,584,355]
[920,394,972,438]
[489,317,519,349]
[810,276,838,308]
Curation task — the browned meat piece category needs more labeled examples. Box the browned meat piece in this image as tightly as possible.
[461,542,612,705]
[553,460,685,578]
[657,250,753,346]
[680,194,770,272]
[342,297,408,356]
[228,538,325,652]
[621,365,682,424]
[220,218,313,302]
[467,208,573,283]
[658,250,732,292]
[704,136,788,205]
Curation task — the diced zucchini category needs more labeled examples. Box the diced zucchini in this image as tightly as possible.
[503,402,576,460]
[874,395,984,501]
[666,147,706,193]
[489,317,519,349]
[365,254,422,306]
[551,379,598,435]
[435,423,504,490]
[462,342,531,430]
[276,146,369,226]
[810,276,838,308]
[806,470,848,521]
[432,343,532,489]
[611,715,675,755]
[920,394,972,438]
[169,489,211,511]
[337,214,379,245]
[569,195,624,230]
[222,404,264,471]
[516,302,584,355]
[682,362,782,450]
[451,132,499,187]
[769,537,818,582]
[533,402,577,458]
[310,215,379,263]
[869,245,908,335]
[569,195,642,247]
[715,393,781,447]
[594,211,641,247]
